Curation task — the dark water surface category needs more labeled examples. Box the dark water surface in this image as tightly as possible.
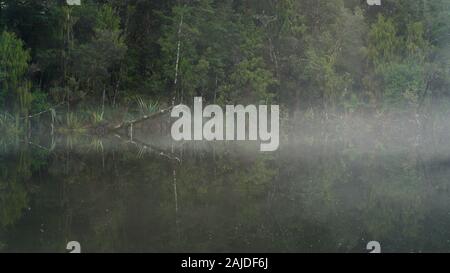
[2,114,450,253]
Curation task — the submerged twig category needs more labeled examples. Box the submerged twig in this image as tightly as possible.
[113,133,181,163]
[23,140,51,152]
[20,102,64,120]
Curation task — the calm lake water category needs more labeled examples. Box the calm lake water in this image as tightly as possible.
[1,112,450,253]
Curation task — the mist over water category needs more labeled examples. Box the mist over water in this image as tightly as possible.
[2,104,450,253]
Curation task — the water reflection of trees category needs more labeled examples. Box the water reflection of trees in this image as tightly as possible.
[2,114,450,252]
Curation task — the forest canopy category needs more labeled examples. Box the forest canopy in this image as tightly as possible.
[0,0,449,118]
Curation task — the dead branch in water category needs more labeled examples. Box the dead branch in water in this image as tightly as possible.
[20,102,64,120]
[111,106,174,131]
[113,133,181,163]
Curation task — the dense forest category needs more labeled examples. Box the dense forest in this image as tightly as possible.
[0,0,449,133]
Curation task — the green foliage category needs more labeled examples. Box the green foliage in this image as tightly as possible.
[136,97,159,115]
[70,4,126,100]
[223,57,277,104]
[368,15,400,68]
[366,7,433,110]
[0,31,30,109]
[380,61,425,108]
[91,110,104,125]
[30,89,50,114]
[96,5,121,32]
[0,0,447,116]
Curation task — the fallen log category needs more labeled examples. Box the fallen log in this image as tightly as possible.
[111,106,174,131]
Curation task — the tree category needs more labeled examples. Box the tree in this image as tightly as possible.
[70,4,127,103]
[0,31,31,112]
